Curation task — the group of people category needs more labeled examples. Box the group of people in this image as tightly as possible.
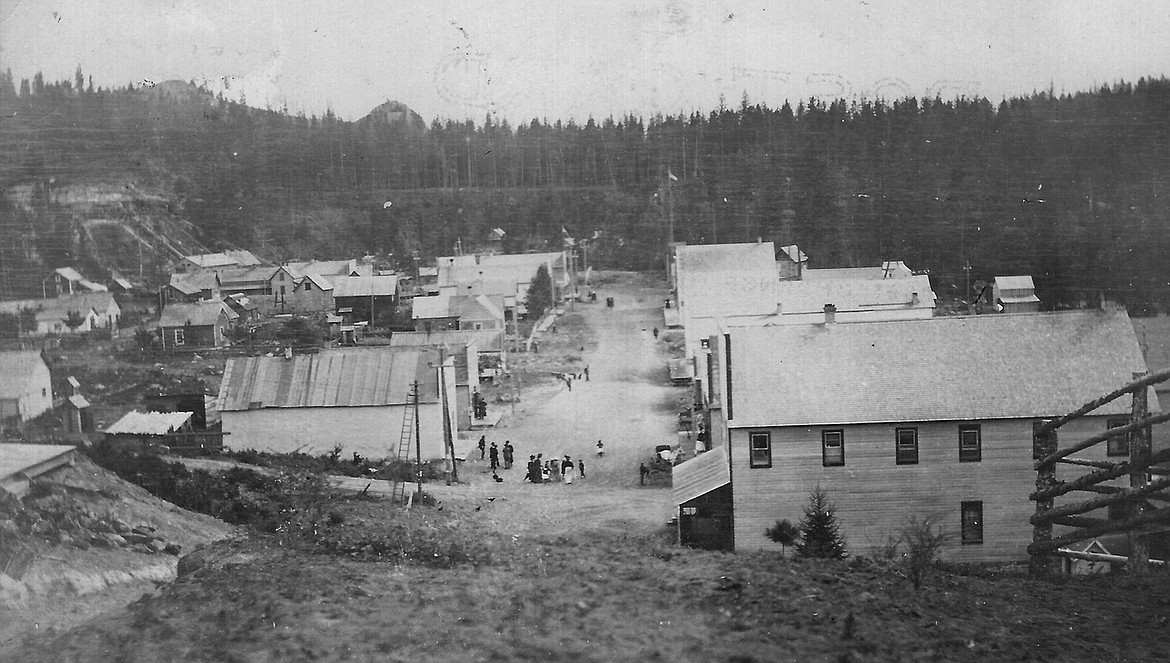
[524,453,584,485]
[478,436,515,471]
[477,436,586,485]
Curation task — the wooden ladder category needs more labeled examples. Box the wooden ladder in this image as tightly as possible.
[390,383,418,505]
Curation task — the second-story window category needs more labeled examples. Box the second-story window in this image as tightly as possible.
[895,427,919,465]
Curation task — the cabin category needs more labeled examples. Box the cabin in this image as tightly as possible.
[677,309,1155,562]
[157,301,238,350]
[0,351,53,429]
[992,275,1041,313]
[332,275,400,323]
[411,294,504,333]
[217,348,457,461]
[42,267,107,297]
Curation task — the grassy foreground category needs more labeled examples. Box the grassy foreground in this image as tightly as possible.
[7,484,1170,663]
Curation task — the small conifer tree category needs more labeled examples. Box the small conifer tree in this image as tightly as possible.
[765,518,799,557]
[795,485,848,559]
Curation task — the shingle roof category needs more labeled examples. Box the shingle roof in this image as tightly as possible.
[104,411,193,435]
[184,250,263,268]
[774,273,935,314]
[217,265,277,285]
[332,275,399,298]
[217,347,440,411]
[411,295,454,319]
[158,301,237,328]
[0,351,46,399]
[729,309,1152,428]
[169,272,216,295]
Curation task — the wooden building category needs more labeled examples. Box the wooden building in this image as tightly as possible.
[411,294,504,333]
[217,347,457,461]
[0,351,53,429]
[332,275,400,323]
[42,267,107,297]
[677,309,1154,562]
[158,301,238,350]
[992,275,1041,313]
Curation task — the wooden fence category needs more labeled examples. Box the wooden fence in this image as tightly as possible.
[1030,368,1170,576]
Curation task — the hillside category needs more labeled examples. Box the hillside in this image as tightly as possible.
[2,72,1170,309]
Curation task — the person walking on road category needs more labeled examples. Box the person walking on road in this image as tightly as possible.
[503,441,514,469]
[489,442,500,471]
[584,365,590,381]
[478,436,486,460]
[578,458,585,479]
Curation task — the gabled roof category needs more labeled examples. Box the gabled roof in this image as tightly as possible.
[158,301,237,328]
[46,267,107,292]
[436,252,567,293]
[216,265,278,285]
[995,275,1036,291]
[332,275,399,298]
[0,351,47,398]
[453,295,505,321]
[730,309,1153,428]
[303,273,334,291]
[169,272,217,295]
[217,347,440,411]
[773,273,935,314]
[778,245,808,264]
[183,250,263,268]
[104,410,193,435]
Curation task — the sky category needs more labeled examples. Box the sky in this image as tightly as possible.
[2,1,1168,124]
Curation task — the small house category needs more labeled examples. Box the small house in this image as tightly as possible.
[158,300,238,350]
[412,294,504,333]
[992,275,1041,313]
[42,267,107,297]
[0,351,53,428]
[331,275,400,323]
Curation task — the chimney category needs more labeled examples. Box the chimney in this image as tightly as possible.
[910,292,919,306]
[824,304,837,325]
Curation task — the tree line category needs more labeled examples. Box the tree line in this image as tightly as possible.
[1,69,1168,310]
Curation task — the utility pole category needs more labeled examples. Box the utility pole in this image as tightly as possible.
[438,349,457,484]
[963,260,973,311]
[413,380,423,496]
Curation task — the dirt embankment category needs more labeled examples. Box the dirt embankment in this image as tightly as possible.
[0,455,234,652]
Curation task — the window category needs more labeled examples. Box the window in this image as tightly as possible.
[959,424,982,462]
[749,431,772,468]
[895,427,919,465]
[961,501,983,544]
[1107,418,1131,457]
[700,338,710,349]
[278,272,285,281]
[304,281,312,291]
[822,429,844,467]
[173,329,185,346]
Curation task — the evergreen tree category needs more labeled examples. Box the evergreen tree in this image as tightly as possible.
[765,518,799,557]
[795,485,848,559]
[525,263,553,319]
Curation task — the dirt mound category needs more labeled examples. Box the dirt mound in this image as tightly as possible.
[0,455,234,650]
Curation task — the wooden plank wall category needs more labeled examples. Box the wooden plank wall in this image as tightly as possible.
[730,416,1122,562]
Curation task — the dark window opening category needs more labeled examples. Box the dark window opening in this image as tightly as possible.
[961,501,984,545]
[895,427,919,465]
[822,429,844,467]
[959,424,982,462]
[1107,418,1131,457]
[749,431,772,469]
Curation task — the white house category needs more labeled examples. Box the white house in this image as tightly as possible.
[992,275,1041,313]
[217,347,457,461]
[436,252,568,309]
[676,308,1155,562]
[0,351,53,426]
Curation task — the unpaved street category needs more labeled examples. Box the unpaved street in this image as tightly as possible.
[435,272,683,530]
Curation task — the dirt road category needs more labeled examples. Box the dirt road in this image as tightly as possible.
[437,272,683,529]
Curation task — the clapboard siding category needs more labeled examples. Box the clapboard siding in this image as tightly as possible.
[730,415,1123,562]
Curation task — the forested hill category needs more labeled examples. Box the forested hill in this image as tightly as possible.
[1,70,1168,310]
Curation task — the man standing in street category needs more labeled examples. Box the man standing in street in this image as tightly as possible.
[478,435,486,460]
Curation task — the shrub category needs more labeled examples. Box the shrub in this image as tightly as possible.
[795,485,848,559]
[765,519,800,556]
[901,514,948,589]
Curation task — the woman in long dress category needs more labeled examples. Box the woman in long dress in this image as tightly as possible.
[562,455,575,485]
